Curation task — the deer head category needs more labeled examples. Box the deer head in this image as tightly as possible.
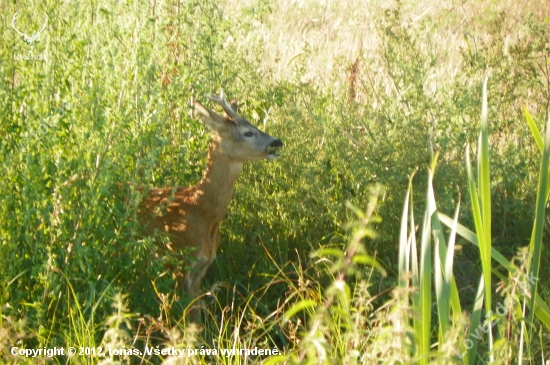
[193,93,283,161]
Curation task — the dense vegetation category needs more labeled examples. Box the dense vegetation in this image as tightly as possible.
[1,0,549,363]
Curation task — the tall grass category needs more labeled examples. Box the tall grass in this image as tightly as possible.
[1,0,550,363]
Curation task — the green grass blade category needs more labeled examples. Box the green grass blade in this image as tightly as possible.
[312,248,344,259]
[282,299,317,322]
[416,167,434,365]
[437,213,512,270]
[430,186,464,354]
[523,106,544,152]
[465,143,484,251]
[527,112,550,327]
[398,175,413,290]
[430,171,450,340]
[410,189,419,291]
[464,78,493,358]
[533,294,550,327]
[478,77,492,315]
[438,212,550,327]
[466,276,485,365]
[446,201,463,328]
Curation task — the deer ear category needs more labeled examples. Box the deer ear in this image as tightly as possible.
[230,98,238,113]
[194,100,226,131]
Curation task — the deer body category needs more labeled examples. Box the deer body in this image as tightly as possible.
[138,95,282,321]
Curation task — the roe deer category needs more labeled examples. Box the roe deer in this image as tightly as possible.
[138,93,283,322]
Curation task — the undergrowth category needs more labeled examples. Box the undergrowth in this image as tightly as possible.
[1,0,549,363]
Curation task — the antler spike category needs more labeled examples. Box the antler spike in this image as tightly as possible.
[206,91,238,120]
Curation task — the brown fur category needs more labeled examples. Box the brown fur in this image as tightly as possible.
[138,95,283,322]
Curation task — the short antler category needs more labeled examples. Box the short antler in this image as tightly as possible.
[206,92,238,120]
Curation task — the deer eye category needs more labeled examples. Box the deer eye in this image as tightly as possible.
[243,131,254,137]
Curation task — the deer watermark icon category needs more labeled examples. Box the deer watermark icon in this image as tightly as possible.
[11,11,48,60]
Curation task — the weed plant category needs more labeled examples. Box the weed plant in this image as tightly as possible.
[1,0,549,363]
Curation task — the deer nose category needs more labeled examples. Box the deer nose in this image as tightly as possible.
[270,139,283,147]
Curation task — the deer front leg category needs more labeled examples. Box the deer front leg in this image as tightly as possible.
[182,254,215,323]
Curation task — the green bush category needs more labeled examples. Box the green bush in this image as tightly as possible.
[1,0,549,363]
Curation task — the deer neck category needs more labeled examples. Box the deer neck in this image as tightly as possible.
[195,140,243,221]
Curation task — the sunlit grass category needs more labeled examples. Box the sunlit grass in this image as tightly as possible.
[1,0,550,363]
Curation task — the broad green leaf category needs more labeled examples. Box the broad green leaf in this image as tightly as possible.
[282,300,317,322]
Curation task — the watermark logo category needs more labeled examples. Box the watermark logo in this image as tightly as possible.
[11,11,48,61]
[453,272,539,359]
